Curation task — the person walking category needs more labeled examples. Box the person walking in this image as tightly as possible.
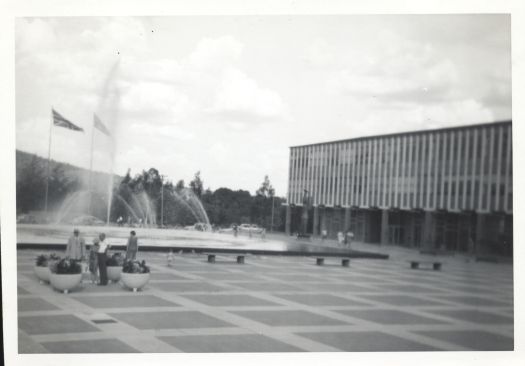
[88,240,100,284]
[96,233,110,286]
[125,231,139,260]
[65,228,86,261]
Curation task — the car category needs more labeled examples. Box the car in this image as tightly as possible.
[70,215,105,226]
[184,222,212,231]
[238,223,264,234]
[17,214,37,224]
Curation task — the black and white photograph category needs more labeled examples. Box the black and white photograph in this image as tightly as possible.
[1,1,524,365]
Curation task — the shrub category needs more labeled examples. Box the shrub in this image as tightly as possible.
[35,253,61,267]
[50,258,82,274]
[122,259,150,274]
[106,252,125,267]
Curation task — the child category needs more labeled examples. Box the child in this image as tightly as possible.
[167,250,174,267]
[88,240,100,284]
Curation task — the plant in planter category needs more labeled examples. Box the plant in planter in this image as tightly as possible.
[121,259,151,292]
[34,253,60,284]
[49,258,83,294]
[106,252,125,282]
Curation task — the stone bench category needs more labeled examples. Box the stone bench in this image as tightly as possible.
[409,260,442,271]
[316,257,350,267]
[206,253,246,264]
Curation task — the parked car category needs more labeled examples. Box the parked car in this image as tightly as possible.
[70,215,105,226]
[17,214,38,224]
[184,222,212,231]
[238,223,264,234]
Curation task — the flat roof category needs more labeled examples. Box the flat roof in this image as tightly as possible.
[290,120,511,149]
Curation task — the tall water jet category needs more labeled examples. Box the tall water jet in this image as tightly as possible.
[92,59,121,225]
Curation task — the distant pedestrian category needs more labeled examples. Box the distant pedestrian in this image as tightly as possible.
[233,224,238,237]
[261,228,266,240]
[321,229,327,243]
[346,231,354,247]
[96,233,110,286]
[167,250,174,267]
[337,231,344,245]
[125,231,139,260]
[65,228,86,261]
[88,240,99,284]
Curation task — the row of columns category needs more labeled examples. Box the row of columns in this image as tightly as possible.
[285,205,508,255]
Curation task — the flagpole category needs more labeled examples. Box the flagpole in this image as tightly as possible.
[44,108,54,215]
[87,115,96,215]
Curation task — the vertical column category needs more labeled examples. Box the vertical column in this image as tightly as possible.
[422,211,434,251]
[440,132,447,209]
[426,133,434,210]
[447,131,455,210]
[478,128,487,211]
[377,138,384,208]
[287,148,293,205]
[382,139,389,207]
[406,135,413,208]
[366,139,372,207]
[494,125,504,211]
[285,205,292,235]
[474,213,487,256]
[462,129,470,210]
[470,128,479,209]
[355,141,361,207]
[388,138,395,207]
[399,135,406,208]
[412,135,423,208]
[380,209,389,245]
[344,207,351,232]
[504,125,512,212]
[419,134,426,208]
[486,126,495,211]
[455,130,463,210]
[313,205,319,236]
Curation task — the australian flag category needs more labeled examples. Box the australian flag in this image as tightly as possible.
[52,109,84,132]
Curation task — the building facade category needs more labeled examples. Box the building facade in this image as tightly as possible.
[285,121,513,256]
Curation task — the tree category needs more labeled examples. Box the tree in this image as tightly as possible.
[256,175,275,198]
[16,155,46,213]
[175,179,185,191]
[189,171,203,198]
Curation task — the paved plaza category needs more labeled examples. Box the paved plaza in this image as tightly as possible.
[17,245,513,353]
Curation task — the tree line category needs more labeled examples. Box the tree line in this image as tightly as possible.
[16,150,287,230]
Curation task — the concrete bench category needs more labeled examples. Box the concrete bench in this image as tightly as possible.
[409,260,442,271]
[206,253,245,264]
[316,257,350,267]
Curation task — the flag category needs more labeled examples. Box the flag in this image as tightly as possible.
[94,113,111,136]
[52,109,84,132]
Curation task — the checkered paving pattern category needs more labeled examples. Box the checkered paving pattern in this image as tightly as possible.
[17,249,513,353]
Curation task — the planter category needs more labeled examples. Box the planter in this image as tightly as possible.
[34,266,51,283]
[50,273,82,294]
[121,272,150,292]
[107,266,122,282]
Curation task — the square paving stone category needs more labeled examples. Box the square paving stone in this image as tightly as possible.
[42,338,139,353]
[18,286,30,295]
[336,309,449,325]
[362,294,445,306]
[275,294,369,307]
[189,272,255,281]
[152,281,229,292]
[232,282,303,292]
[429,309,513,324]
[377,284,445,293]
[150,272,191,280]
[72,295,179,308]
[231,310,346,326]
[19,314,100,335]
[18,297,60,312]
[183,294,280,307]
[416,330,513,350]
[301,283,378,292]
[437,296,507,307]
[159,334,302,352]
[299,331,438,351]
[111,311,234,330]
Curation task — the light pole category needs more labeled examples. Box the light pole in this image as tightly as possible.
[160,175,164,228]
[270,194,275,233]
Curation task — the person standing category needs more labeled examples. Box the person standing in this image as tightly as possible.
[96,233,110,286]
[125,231,139,260]
[65,229,86,261]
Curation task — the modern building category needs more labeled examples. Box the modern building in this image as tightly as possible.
[285,121,513,256]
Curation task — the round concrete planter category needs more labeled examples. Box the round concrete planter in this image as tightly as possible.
[107,266,122,282]
[34,266,51,283]
[50,273,82,294]
[121,272,150,292]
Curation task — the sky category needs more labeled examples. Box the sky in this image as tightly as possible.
[15,15,511,196]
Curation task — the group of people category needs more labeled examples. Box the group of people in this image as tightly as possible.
[65,228,139,286]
